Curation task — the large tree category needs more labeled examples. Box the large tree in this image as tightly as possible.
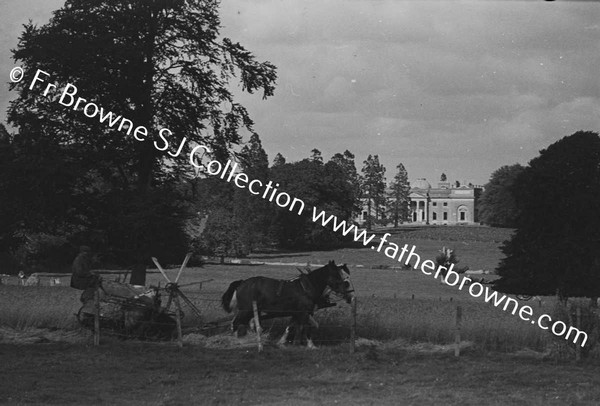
[233,133,271,253]
[330,150,361,216]
[7,1,277,265]
[478,164,524,227]
[387,163,411,227]
[361,154,386,230]
[494,131,600,298]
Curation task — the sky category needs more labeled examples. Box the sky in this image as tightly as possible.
[1,0,599,186]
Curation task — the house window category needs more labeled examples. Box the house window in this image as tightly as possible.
[362,210,368,220]
[443,202,448,207]
[443,212,448,220]
[432,212,437,220]
[458,206,468,222]
[432,202,437,207]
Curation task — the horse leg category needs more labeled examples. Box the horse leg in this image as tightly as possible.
[296,313,317,349]
[306,327,317,349]
[277,322,292,346]
[232,310,253,337]
[305,314,318,349]
[292,315,303,345]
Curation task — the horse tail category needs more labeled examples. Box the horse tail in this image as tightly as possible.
[222,280,244,313]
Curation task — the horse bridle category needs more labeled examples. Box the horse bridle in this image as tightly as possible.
[325,265,354,302]
[339,265,354,294]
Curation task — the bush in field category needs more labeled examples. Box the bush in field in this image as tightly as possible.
[11,232,75,273]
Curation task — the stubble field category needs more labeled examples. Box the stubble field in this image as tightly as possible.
[2,226,600,405]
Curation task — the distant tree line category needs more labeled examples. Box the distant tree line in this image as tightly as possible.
[0,0,414,270]
[196,138,415,258]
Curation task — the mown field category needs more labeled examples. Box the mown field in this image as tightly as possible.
[4,342,600,405]
[2,225,599,405]
[0,226,573,352]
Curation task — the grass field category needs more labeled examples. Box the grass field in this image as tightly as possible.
[2,226,598,405]
[0,226,564,352]
[3,342,600,405]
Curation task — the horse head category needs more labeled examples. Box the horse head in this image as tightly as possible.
[324,260,354,304]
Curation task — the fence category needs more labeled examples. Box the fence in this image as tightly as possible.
[1,275,593,360]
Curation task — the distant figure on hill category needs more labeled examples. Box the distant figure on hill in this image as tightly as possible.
[70,246,101,302]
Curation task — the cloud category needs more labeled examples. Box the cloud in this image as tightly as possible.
[1,0,598,185]
[219,0,600,185]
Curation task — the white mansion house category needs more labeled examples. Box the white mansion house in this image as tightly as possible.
[409,179,483,225]
[355,178,483,227]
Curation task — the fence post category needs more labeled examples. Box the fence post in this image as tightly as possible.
[576,304,581,362]
[174,294,184,348]
[350,297,357,353]
[93,288,100,346]
[454,305,462,357]
[252,300,263,352]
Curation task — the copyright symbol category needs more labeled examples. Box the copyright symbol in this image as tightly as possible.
[9,67,24,83]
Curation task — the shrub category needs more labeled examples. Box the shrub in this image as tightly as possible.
[11,232,75,273]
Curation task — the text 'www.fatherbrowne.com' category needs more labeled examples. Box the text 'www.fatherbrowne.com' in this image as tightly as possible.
[14,66,588,348]
[312,208,588,347]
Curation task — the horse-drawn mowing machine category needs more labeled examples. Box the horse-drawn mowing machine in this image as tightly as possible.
[76,254,233,344]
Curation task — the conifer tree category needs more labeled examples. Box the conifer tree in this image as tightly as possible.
[360,155,386,230]
[387,163,411,227]
[272,153,286,167]
[310,148,323,163]
[331,150,361,215]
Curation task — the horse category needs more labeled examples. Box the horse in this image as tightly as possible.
[221,260,354,348]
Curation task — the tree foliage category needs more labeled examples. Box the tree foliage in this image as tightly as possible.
[494,131,600,297]
[330,150,361,215]
[387,163,411,227]
[310,148,323,163]
[360,155,386,230]
[6,1,277,266]
[272,152,286,167]
[268,151,359,249]
[232,133,271,253]
[478,164,524,227]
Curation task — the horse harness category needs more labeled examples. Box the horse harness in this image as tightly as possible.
[276,274,315,298]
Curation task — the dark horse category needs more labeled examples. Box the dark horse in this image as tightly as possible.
[221,260,354,348]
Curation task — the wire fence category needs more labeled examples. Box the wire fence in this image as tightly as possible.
[1,276,596,360]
